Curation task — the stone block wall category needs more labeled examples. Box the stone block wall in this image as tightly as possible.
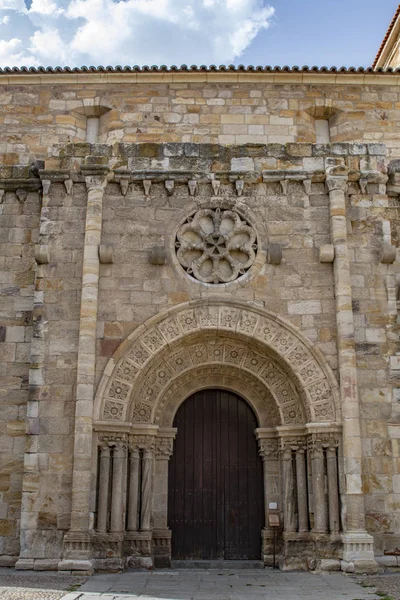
[0,181,39,562]
[0,77,399,567]
[2,73,400,159]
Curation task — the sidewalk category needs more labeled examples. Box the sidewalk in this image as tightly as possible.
[0,568,385,600]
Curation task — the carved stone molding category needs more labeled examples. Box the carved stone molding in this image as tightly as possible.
[95,301,340,429]
[175,207,258,283]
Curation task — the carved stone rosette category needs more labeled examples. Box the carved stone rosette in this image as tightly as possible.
[175,207,258,283]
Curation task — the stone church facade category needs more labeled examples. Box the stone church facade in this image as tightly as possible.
[1,58,400,574]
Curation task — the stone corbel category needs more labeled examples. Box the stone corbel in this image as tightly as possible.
[358,170,388,195]
[268,243,282,265]
[149,246,167,265]
[98,244,113,264]
[0,189,4,204]
[235,179,244,197]
[64,179,73,196]
[165,180,174,196]
[303,179,312,195]
[188,180,197,197]
[143,180,152,196]
[319,244,335,263]
[35,244,50,265]
[280,179,288,195]
[16,188,27,203]
[211,179,220,196]
[380,244,397,264]
[41,179,51,196]
[118,177,130,197]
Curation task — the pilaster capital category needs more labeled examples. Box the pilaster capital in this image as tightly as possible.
[325,175,348,193]
[155,437,174,459]
[82,166,109,192]
[258,438,278,460]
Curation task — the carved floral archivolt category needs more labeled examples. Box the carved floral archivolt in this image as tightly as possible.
[97,303,339,428]
[175,208,258,283]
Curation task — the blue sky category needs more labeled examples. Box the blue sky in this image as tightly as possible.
[0,0,397,68]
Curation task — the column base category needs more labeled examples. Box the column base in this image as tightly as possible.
[60,530,94,573]
[341,532,378,574]
[58,559,94,574]
[124,531,153,569]
[152,529,172,568]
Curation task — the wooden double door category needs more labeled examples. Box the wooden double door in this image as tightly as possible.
[168,389,264,560]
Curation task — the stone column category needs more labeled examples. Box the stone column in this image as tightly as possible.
[311,444,327,533]
[295,448,309,532]
[140,447,154,531]
[97,444,111,532]
[127,447,140,532]
[327,446,340,534]
[326,164,377,570]
[60,168,108,569]
[153,434,175,568]
[282,446,296,532]
[110,442,127,533]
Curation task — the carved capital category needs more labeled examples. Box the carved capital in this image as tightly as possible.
[280,437,306,452]
[307,431,339,452]
[98,432,128,447]
[155,437,174,459]
[325,175,348,193]
[83,171,109,192]
[129,434,155,452]
[258,438,278,460]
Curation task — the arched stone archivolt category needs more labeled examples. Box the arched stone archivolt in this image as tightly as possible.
[94,300,340,427]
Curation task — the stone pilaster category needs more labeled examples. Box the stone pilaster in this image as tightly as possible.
[59,167,108,571]
[326,163,377,572]
[282,446,296,533]
[127,447,140,532]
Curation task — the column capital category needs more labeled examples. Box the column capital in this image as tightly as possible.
[258,438,278,460]
[325,173,348,193]
[155,437,174,459]
[129,434,155,453]
[82,167,109,192]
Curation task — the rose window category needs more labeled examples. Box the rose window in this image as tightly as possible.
[175,208,257,284]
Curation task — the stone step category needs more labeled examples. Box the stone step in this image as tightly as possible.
[170,560,264,569]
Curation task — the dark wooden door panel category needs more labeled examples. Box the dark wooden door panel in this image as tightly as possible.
[168,389,264,560]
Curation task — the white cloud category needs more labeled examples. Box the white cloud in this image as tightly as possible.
[29,0,64,15]
[0,15,9,22]
[0,0,275,67]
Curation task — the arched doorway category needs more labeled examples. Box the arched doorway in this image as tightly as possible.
[168,389,264,561]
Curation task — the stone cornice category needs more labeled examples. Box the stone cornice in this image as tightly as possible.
[0,70,400,86]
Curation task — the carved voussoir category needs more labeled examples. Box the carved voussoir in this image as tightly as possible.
[380,244,397,264]
[99,244,113,264]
